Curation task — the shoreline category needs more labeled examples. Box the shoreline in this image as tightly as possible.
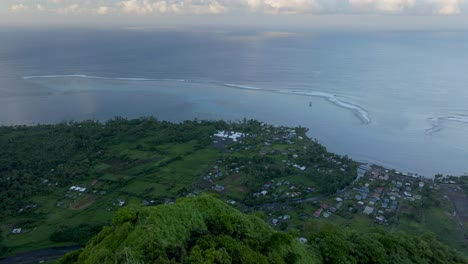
[0,246,81,264]
[0,116,454,179]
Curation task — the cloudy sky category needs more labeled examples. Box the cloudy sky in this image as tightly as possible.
[1,0,467,30]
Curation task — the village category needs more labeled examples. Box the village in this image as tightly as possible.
[190,123,451,235]
[310,165,432,225]
[4,121,464,255]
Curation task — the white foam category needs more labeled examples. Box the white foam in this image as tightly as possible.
[225,83,371,124]
[287,90,371,124]
[23,76,371,125]
[23,74,109,80]
[426,114,468,134]
[23,74,185,82]
[115,77,155,81]
[224,83,264,90]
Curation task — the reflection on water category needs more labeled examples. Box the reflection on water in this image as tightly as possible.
[0,76,467,177]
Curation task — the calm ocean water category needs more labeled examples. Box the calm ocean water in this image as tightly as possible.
[1,28,467,176]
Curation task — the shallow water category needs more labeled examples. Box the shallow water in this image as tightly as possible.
[1,29,468,176]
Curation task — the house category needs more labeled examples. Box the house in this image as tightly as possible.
[376,216,385,222]
[11,228,22,234]
[117,199,126,207]
[378,174,389,181]
[363,206,374,215]
[271,219,279,225]
[260,190,268,196]
[314,208,323,218]
[213,185,225,192]
[293,164,307,171]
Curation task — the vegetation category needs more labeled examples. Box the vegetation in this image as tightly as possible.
[0,117,466,262]
[50,224,104,245]
[61,195,468,264]
[0,117,357,257]
[60,195,318,264]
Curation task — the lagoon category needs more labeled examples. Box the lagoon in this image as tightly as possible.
[1,29,468,176]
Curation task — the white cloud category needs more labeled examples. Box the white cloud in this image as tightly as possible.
[349,0,416,13]
[96,6,110,15]
[245,0,322,14]
[3,0,465,16]
[428,0,461,15]
[119,0,227,14]
[9,4,28,12]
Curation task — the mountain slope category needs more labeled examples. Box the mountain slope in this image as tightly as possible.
[61,195,318,264]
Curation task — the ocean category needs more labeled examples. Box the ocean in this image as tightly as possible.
[1,28,467,177]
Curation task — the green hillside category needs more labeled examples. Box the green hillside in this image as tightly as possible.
[61,195,467,264]
[60,195,318,264]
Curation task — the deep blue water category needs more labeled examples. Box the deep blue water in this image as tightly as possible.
[1,28,468,176]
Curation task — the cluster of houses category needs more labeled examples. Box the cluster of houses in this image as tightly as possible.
[314,202,339,218]
[213,130,246,143]
[252,179,312,200]
[17,203,38,214]
[270,214,291,226]
[69,186,87,192]
[311,166,432,225]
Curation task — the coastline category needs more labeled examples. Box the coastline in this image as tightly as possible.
[0,246,81,264]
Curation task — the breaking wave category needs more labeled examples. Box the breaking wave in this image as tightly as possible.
[23,74,109,80]
[288,90,371,124]
[22,74,186,82]
[223,83,371,124]
[426,114,468,135]
[22,75,371,125]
